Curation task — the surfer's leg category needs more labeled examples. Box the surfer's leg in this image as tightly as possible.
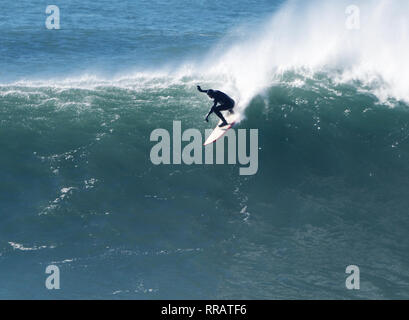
[218,103,233,111]
[221,101,234,114]
[218,101,235,118]
[213,106,228,126]
[228,100,235,114]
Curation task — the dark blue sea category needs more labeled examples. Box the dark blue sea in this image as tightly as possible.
[1,0,409,299]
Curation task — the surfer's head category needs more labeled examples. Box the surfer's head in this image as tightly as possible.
[207,89,215,98]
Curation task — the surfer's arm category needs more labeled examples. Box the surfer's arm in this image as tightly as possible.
[205,101,217,122]
[197,85,208,93]
[206,107,214,117]
[209,100,218,111]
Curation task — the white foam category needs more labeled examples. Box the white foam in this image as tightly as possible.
[2,0,408,106]
[192,0,409,105]
[8,242,55,251]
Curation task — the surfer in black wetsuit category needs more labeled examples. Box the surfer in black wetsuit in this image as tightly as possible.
[197,85,235,127]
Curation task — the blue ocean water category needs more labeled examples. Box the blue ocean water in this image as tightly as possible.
[1,0,409,299]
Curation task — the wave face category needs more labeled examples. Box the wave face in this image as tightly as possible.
[1,0,409,299]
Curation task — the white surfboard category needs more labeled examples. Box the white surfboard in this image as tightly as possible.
[204,111,240,146]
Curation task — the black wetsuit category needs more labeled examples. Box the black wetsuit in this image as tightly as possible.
[211,90,235,112]
[199,87,235,124]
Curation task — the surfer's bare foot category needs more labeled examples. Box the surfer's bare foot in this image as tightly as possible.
[219,122,228,127]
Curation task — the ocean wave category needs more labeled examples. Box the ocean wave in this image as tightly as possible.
[2,0,408,108]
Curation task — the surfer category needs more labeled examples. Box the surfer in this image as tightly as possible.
[197,86,235,127]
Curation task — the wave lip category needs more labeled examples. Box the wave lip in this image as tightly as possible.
[184,0,409,105]
[2,0,409,107]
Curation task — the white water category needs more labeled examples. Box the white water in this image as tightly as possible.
[189,0,409,106]
[3,0,409,108]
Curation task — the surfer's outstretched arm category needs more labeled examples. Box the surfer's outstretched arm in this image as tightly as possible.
[197,85,208,93]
